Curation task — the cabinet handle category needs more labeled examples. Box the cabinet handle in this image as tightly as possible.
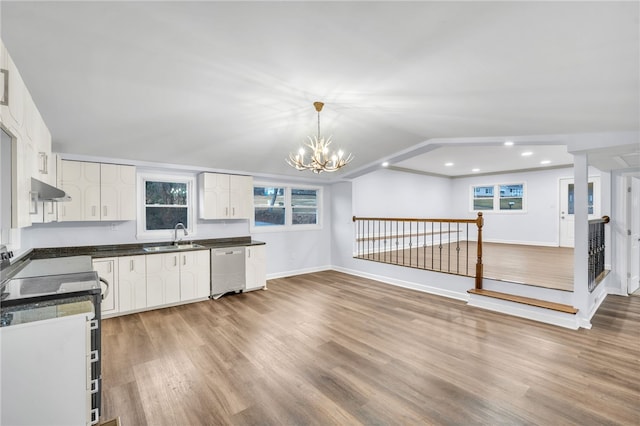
[232,207,235,216]
[183,255,186,266]
[174,256,177,267]
[38,152,47,174]
[92,206,96,217]
[248,249,251,258]
[225,207,229,217]
[62,205,66,217]
[130,259,134,272]
[29,191,38,214]
[107,262,112,273]
[103,206,107,217]
[0,68,7,106]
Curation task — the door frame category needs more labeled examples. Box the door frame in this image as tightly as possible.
[558,175,601,248]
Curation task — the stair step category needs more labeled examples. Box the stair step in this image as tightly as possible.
[467,289,578,314]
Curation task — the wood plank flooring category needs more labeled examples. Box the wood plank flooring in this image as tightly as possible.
[101,271,639,425]
[357,242,574,291]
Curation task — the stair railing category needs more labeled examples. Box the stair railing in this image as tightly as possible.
[352,213,484,289]
[588,215,610,292]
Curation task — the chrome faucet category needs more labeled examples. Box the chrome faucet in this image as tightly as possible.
[173,222,188,245]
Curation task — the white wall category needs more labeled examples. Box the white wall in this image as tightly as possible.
[352,169,453,218]
[258,185,332,278]
[450,167,574,246]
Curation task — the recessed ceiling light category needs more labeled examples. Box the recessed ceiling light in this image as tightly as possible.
[521,151,533,157]
[504,141,514,146]
[445,162,454,166]
[381,161,389,167]
[540,160,551,165]
[472,168,480,172]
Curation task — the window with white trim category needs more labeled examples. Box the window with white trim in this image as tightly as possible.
[137,173,196,238]
[471,183,526,212]
[252,184,321,231]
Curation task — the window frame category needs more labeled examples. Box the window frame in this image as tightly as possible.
[469,182,527,213]
[251,182,323,232]
[136,172,197,240]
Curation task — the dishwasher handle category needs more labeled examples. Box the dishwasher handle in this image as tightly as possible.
[214,249,243,256]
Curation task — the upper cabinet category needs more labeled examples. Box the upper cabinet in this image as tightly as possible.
[0,39,54,228]
[58,160,135,222]
[198,172,253,220]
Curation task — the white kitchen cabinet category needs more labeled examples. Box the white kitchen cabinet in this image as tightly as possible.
[198,172,253,220]
[245,244,266,291]
[93,257,118,315]
[145,252,181,307]
[0,43,25,133]
[1,40,57,229]
[100,163,136,221]
[13,134,34,228]
[179,249,211,301]
[146,249,210,307]
[118,255,147,313]
[0,313,93,426]
[59,160,135,222]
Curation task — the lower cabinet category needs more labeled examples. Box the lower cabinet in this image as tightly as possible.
[90,245,265,317]
[118,255,147,313]
[92,258,118,315]
[146,250,211,308]
[245,245,266,291]
[179,250,211,301]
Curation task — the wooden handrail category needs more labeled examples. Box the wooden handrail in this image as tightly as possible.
[589,215,610,225]
[353,212,484,288]
[353,216,480,224]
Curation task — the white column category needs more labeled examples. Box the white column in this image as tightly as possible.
[572,152,589,317]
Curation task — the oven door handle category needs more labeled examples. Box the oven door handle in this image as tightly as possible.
[99,277,110,301]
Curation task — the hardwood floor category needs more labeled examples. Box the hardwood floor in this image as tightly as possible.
[101,271,639,425]
[358,242,574,291]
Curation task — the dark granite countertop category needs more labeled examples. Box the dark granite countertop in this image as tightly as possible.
[29,237,265,260]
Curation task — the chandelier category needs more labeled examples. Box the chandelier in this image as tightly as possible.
[286,101,353,173]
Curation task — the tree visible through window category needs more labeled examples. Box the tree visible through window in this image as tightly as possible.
[253,185,321,229]
[254,186,285,226]
[145,181,188,230]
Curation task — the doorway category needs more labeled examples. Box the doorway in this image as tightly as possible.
[559,176,600,248]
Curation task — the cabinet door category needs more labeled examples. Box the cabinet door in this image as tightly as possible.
[100,164,135,221]
[93,258,117,314]
[146,253,180,307]
[229,175,253,219]
[118,255,146,312]
[198,172,230,219]
[180,250,211,301]
[245,245,266,291]
[59,161,101,222]
[14,135,34,228]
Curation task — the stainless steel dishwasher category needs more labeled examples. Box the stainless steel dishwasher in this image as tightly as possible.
[210,247,246,299]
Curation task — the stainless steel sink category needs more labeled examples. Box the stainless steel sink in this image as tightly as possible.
[143,243,205,253]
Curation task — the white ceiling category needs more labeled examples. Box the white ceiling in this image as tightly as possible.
[1,1,638,181]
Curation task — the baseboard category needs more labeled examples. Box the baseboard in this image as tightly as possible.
[482,238,559,247]
[331,266,469,301]
[266,265,332,280]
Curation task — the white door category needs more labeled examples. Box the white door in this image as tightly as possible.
[628,176,640,294]
[559,176,600,248]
